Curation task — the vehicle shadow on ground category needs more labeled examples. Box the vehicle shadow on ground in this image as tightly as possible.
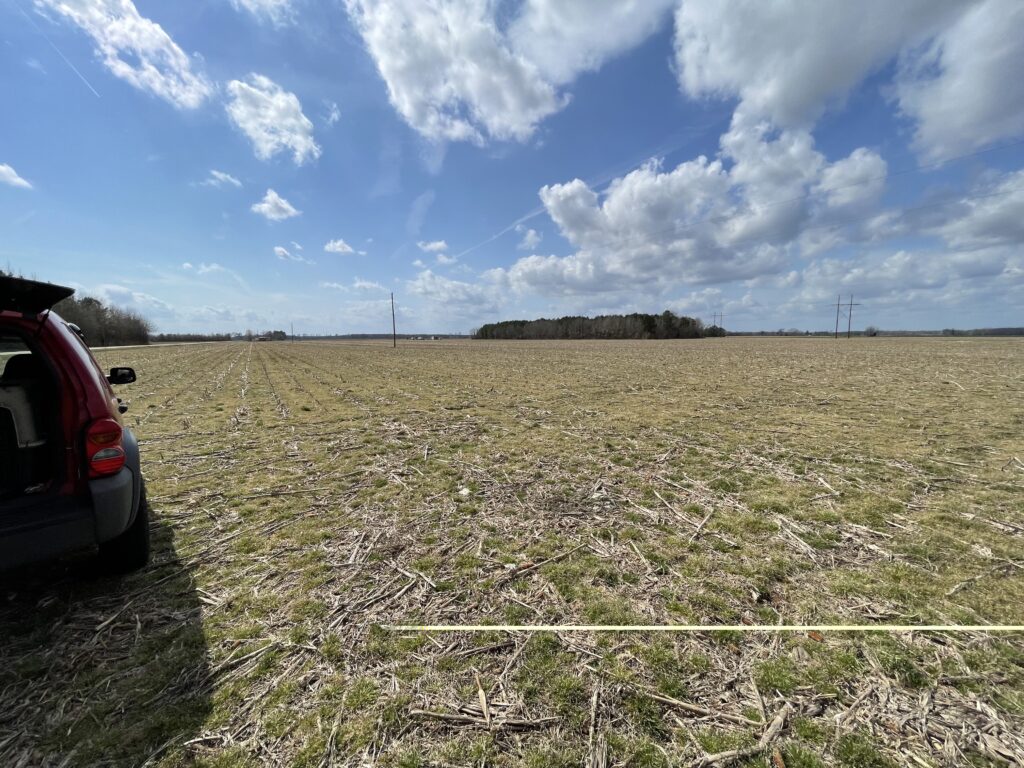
[0,514,210,767]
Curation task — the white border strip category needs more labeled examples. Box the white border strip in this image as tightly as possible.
[385,624,1024,632]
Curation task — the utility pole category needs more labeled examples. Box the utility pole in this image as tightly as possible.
[846,295,861,339]
[834,295,842,339]
[290,322,294,343]
[390,292,397,348]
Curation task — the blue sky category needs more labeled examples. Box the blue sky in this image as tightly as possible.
[1,0,1022,333]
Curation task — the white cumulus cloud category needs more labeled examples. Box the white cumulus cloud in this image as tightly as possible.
[672,0,960,128]
[515,225,542,250]
[788,247,1015,316]
[408,269,500,314]
[509,0,675,85]
[931,169,1024,251]
[894,0,1024,160]
[251,188,300,221]
[93,283,175,317]
[492,113,893,298]
[344,0,677,145]
[36,0,212,109]
[324,238,356,254]
[672,0,1024,163]
[417,239,448,253]
[343,0,565,144]
[226,74,321,164]
[816,148,888,210]
[0,163,32,189]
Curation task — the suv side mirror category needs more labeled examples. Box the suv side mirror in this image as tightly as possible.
[107,367,136,385]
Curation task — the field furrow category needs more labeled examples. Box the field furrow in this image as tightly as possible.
[1,338,1022,767]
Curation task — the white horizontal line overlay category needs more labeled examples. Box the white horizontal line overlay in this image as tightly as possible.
[385,625,1024,633]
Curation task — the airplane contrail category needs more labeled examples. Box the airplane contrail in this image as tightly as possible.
[12,0,101,98]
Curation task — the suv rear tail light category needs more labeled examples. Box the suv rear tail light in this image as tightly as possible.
[86,418,126,478]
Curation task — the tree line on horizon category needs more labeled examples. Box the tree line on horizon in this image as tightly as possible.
[152,332,233,342]
[52,295,152,347]
[1,270,152,346]
[472,311,726,340]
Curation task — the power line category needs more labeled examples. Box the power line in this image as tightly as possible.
[846,295,861,339]
[832,295,863,338]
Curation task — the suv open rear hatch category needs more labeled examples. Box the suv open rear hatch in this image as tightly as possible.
[0,276,75,316]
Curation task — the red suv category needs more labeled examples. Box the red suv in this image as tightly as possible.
[0,276,149,573]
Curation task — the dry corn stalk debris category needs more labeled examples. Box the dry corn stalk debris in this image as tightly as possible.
[1,338,1022,767]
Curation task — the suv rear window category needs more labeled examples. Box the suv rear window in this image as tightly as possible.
[0,333,55,497]
[0,333,32,373]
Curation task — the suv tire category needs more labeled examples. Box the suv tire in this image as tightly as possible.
[97,480,151,574]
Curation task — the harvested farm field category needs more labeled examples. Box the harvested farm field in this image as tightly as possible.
[2,337,1023,767]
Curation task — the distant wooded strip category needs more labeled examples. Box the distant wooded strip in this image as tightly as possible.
[53,295,152,347]
[473,311,725,340]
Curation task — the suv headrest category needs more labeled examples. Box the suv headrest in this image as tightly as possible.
[2,354,42,382]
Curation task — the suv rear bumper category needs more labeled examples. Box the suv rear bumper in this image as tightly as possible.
[0,429,141,570]
[0,495,96,569]
[92,464,138,543]
[0,466,136,569]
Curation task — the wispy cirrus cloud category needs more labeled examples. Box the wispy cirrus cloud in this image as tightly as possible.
[200,169,242,188]
[353,277,386,291]
[274,245,314,264]
[320,277,386,292]
[229,0,294,25]
[188,261,250,290]
[324,100,341,126]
